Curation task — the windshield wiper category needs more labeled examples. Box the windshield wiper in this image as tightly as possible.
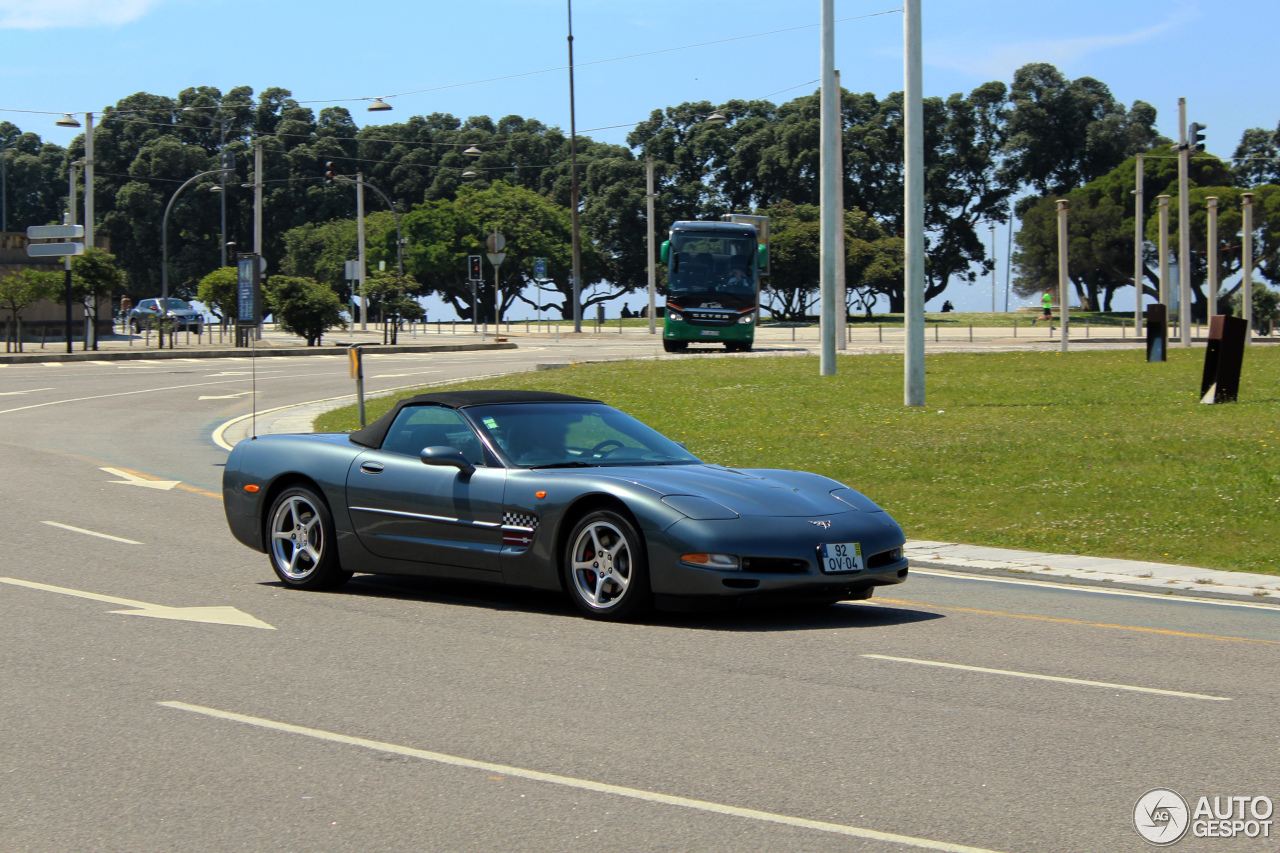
[528,461,596,469]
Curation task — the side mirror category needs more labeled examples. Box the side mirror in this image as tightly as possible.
[757,244,768,270]
[660,241,670,264]
[420,446,475,477]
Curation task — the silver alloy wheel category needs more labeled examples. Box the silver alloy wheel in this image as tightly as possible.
[270,494,324,580]
[569,519,632,609]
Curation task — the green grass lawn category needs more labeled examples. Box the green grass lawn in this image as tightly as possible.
[315,347,1280,575]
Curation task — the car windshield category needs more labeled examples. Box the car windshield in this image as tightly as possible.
[465,402,701,468]
[163,299,191,309]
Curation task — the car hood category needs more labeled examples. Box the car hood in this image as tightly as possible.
[594,464,861,518]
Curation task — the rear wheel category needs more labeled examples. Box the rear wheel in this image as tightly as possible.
[662,339,688,353]
[563,510,651,620]
[266,486,352,591]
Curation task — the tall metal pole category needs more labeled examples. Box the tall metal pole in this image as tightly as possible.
[162,168,233,305]
[1176,98,1192,346]
[1133,153,1144,333]
[1057,199,1069,353]
[1242,192,1254,344]
[66,167,76,354]
[567,0,583,333]
[989,223,996,313]
[646,157,656,334]
[1157,195,1171,307]
[835,69,846,352]
[903,0,925,406]
[1206,196,1219,317]
[356,170,367,331]
[83,113,96,350]
[219,119,227,268]
[253,143,264,340]
[818,0,838,376]
[1004,202,1013,312]
[1,145,6,233]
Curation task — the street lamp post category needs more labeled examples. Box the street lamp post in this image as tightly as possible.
[162,168,234,304]
[567,0,582,333]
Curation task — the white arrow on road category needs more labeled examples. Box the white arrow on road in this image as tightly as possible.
[0,577,275,629]
[101,467,181,490]
[0,387,54,396]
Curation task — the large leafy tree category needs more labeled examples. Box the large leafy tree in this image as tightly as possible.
[0,121,66,229]
[264,274,345,345]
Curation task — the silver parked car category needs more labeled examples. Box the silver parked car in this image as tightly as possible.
[128,298,204,334]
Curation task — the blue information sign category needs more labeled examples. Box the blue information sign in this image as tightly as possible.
[534,257,546,279]
[238,257,256,322]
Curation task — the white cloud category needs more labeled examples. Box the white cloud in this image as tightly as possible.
[0,0,166,29]
[924,7,1199,78]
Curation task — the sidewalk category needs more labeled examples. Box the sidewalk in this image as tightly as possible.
[214,395,1280,607]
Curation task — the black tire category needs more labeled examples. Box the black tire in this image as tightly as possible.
[563,510,651,620]
[266,486,352,591]
[130,320,140,334]
[662,339,688,353]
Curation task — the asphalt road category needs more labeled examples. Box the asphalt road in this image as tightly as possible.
[2,342,1278,853]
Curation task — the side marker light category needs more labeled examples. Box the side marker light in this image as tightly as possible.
[535,491,546,499]
[244,484,260,493]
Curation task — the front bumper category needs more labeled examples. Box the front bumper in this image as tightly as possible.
[644,511,908,600]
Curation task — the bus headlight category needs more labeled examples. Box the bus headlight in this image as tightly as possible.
[669,312,683,323]
[737,313,754,324]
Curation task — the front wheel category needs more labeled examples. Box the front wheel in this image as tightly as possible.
[563,510,651,620]
[266,486,352,590]
[662,339,688,353]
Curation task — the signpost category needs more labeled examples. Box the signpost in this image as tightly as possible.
[468,254,482,330]
[534,257,546,327]
[486,230,506,336]
[236,254,261,348]
[27,225,85,353]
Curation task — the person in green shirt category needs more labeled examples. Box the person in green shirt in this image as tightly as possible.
[1032,290,1053,324]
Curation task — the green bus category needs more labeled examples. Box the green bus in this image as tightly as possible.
[659,219,768,353]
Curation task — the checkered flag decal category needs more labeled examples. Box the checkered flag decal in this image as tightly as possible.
[502,512,538,550]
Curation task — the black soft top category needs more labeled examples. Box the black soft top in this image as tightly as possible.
[347,390,600,449]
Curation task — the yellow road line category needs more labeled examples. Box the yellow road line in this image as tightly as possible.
[875,599,1280,646]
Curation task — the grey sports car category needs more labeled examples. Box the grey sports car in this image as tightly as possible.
[222,390,909,619]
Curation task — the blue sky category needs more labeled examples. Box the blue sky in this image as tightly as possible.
[3,0,1277,313]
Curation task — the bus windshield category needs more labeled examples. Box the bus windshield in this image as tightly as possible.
[668,232,757,299]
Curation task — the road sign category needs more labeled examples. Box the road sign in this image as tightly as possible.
[344,260,360,280]
[535,257,546,279]
[26,242,84,257]
[486,231,506,253]
[487,252,506,266]
[237,255,260,324]
[27,224,84,240]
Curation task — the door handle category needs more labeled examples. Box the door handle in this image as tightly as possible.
[360,462,385,474]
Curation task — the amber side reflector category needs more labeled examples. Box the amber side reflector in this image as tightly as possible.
[244,484,260,493]
[535,491,546,499]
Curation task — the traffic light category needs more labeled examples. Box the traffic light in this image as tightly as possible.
[468,254,482,281]
[324,161,336,187]
[221,150,234,172]
[1189,122,1206,153]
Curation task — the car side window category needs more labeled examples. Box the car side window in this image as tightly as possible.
[381,405,484,465]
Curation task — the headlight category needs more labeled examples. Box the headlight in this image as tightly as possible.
[738,313,754,324]
[668,312,683,323]
[681,553,740,570]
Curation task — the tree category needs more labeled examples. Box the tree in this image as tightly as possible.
[1233,125,1280,187]
[0,269,58,352]
[264,275,345,345]
[279,211,397,303]
[362,270,423,344]
[69,248,126,349]
[197,266,239,328]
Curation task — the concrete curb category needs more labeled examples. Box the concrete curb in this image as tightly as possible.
[0,342,517,365]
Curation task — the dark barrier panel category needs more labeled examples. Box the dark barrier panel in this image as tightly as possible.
[1200,315,1247,404]
[1146,304,1167,363]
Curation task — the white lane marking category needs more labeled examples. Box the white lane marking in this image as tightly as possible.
[41,521,142,545]
[159,701,1006,853]
[0,578,274,629]
[40,362,63,368]
[860,655,1231,701]
[198,391,254,400]
[100,467,180,490]
[910,568,1280,612]
[0,387,54,396]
